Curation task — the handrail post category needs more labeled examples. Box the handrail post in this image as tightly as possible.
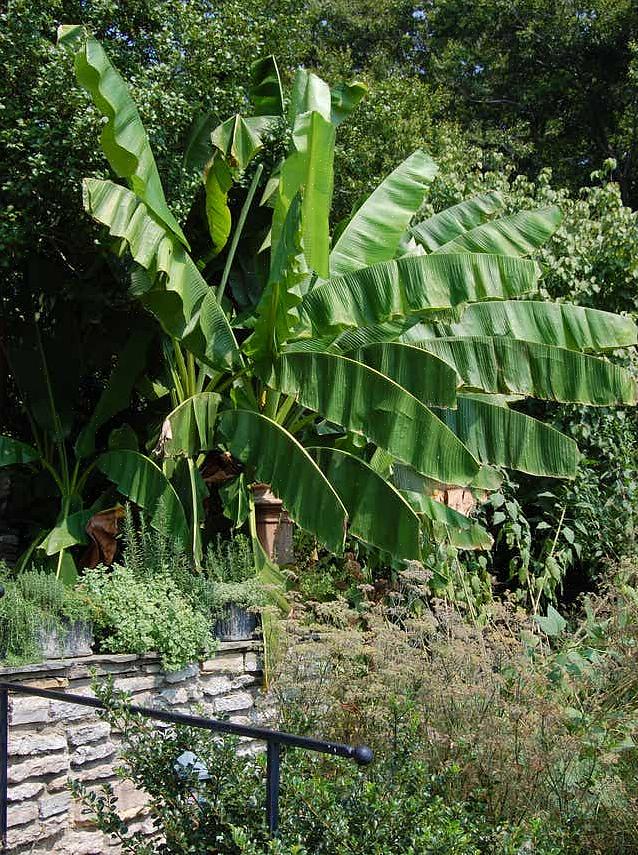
[0,687,8,850]
[266,740,281,836]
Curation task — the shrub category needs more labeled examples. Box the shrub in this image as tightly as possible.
[80,564,213,671]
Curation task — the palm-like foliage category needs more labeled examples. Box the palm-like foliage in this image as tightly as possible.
[59,27,637,563]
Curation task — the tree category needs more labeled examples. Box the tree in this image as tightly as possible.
[63,29,637,565]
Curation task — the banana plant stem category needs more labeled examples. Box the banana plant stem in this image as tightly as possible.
[216,163,264,305]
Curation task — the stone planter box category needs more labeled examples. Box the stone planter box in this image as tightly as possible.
[37,620,94,659]
[214,604,258,642]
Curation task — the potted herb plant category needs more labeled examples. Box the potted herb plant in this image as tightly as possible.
[0,568,93,664]
[192,536,266,642]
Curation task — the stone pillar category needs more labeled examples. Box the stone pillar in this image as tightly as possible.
[251,484,294,564]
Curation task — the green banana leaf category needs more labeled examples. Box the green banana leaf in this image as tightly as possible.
[274,111,335,278]
[182,111,219,175]
[83,178,239,370]
[435,207,562,255]
[161,392,221,457]
[250,55,284,116]
[247,194,305,360]
[205,154,234,257]
[218,410,347,553]
[311,447,422,559]
[411,191,504,252]
[329,150,437,276]
[289,68,332,123]
[211,115,264,170]
[414,336,637,404]
[75,328,153,459]
[96,450,189,544]
[350,342,459,407]
[435,395,580,478]
[330,81,367,125]
[58,26,187,247]
[264,351,480,485]
[298,253,539,337]
[0,436,39,467]
[38,510,92,556]
[421,300,638,352]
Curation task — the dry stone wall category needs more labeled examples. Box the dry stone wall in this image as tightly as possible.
[1,642,265,853]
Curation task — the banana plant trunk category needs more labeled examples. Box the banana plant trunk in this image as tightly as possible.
[252,484,294,563]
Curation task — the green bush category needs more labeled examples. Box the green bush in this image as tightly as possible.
[80,564,213,671]
[72,681,565,855]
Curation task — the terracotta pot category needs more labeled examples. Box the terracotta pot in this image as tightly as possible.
[251,484,294,563]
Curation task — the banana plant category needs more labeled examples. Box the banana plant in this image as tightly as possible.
[60,26,638,565]
[0,322,190,581]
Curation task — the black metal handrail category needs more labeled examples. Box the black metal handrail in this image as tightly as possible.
[0,681,372,847]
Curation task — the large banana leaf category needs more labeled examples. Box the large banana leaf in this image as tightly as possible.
[83,178,239,370]
[0,436,40,467]
[264,352,480,485]
[205,154,234,257]
[329,150,437,276]
[274,111,335,278]
[211,115,264,170]
[289,69,332,123]
[411,191,504,252]
[39,510,92,556]
[75,328,153,459]
[96,450,189,544]
[247,194,305,360]
[435,395,580,477]
[298,253,539,337]
[310,448,422,558]
[435,207,562,256]
[414,336,637,404]
[391,463,492,549]
[350,342,459,407]
[59,26,187,247]
[182,111,218,175]
[217,410,347,553]
[250,55,284,116]
[330,81,367,126]
[420,300,638,352]
[162,392,221,457]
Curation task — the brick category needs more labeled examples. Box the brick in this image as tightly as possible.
[8,781,44,802]
[202,653,244,673]
[71,741,117,767]
[11,733,67,756]
[39,790,71,818]
[10,696,49,725]
[9,753,68,784]
[213,692,254,713]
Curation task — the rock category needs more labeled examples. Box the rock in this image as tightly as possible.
[200,675,233,696]
[8,781,44,802]
[244,653,261,673]
[113,674,159,694]
[67,721,111,748]
[9,753,68,784]
[213,691,254,713]
[114,779,148,820]
[164,663,199,683]
[7,800,39,827]
[11,734,67,756]
[202,653,245,673]
[10,696,49,726]
[158,687,189,706]
[49,698,94,722]
[71,741,117,767]
[39,790,71,818]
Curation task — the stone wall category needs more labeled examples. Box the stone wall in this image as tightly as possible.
[1,642,265,853]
